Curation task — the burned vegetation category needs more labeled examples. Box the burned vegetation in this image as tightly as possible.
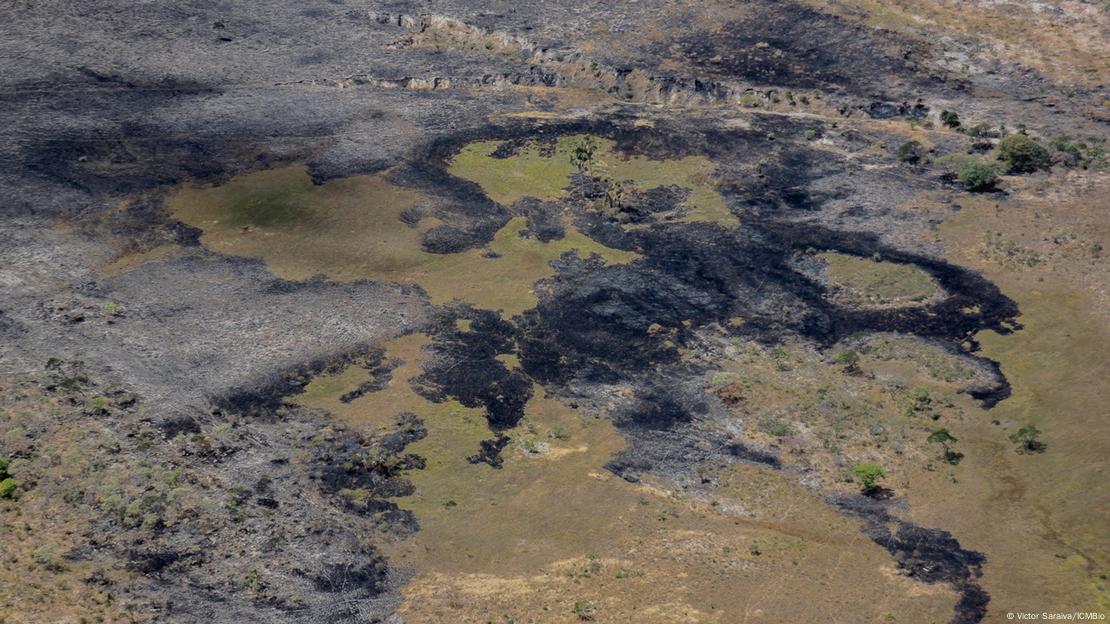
[4,1,1107,622]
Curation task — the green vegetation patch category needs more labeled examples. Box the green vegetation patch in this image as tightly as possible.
[170,166,637,315]
[820,252,940,307]
[448,138,579,204]
[449,134,734,225]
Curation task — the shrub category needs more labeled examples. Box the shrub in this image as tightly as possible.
[966,123,1000,139]
[996,134,1050,173]
[1009,424,1046,453]
[835,349,861,374]
[0,457,14,499]
[1049,136,1108,170]
[896,140,925,164]
[940,110,961,128]
[569,136,598,172]
[851,462,886,493]
[927,428,963,465]
[573,600,597,621]
[759,417,796,438]
[957,159,1002,192]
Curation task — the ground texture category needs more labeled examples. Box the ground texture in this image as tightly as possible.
[1,2,1108,623]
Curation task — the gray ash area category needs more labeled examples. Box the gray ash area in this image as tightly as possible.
[2,1,1106,622]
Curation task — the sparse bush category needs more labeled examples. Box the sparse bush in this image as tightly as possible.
[1009,424,1046,453]
[738,94,763,108]
[547,424,569,441]
[927,428,963,465]
[966,123,1000,139]
[957,159,1002,192]
[521,437,539,454]
[835,350,861,374]
[940,110,961,128]
[851,462,886,494]
[569,136,598,172]
[1049,136,1108,170]
[904,387,936,418]
[996,134,1050,173]
[573,599,597,621]
[897,140,925,164]
[0,457,16,499]
[759,417,796,438]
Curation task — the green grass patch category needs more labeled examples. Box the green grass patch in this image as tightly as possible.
[820,252,940,307]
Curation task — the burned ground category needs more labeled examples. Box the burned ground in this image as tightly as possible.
[2,1,1107,622]
[666,1,962,97]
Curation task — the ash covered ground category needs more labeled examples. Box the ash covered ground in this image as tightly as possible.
[1,2,1108,623]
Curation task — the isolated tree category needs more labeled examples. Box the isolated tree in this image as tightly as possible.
[927,428,963,465]
[1009,424,1046,453]
[897,140,925,164]
[835,349,861,375]
[570,136,598,172]
[851,462,886,495]
[957,159,1002,192]
[997,134,1050,173]
[940,110,961,128]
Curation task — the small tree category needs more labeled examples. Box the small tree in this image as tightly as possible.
[897,140,925,164]
[570,136,599,172]
[1009,424,1046,453]
[927,428,963,465]
[997,134,1050,173]
[940,110,961,128]
[835,350,861,374]
[852,462,886,494]
[957,159,1002,192]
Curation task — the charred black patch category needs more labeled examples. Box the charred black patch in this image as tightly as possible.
[378,412,428,454]
[666,0,961,98]
[514,197,566,242]
[833,493,989,623]
[617,383,707,430]
[128,549,185,575]
[723,441,782,469]
[467,434,512,468]
[414,306,533,431]
[866,101,930,120]
[310,427,421,529]
[159,414,201,438]
[212,326,409,418]
[312,556,389,596]
[338,348,400,404]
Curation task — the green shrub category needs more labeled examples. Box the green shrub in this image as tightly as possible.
[896,140,925,164]
[759,417,796,438]
[940,110,961,128]
[927,428,964,465]
[966,123,1000,139]
[1050,136,1108,170]
[1009,424,1046,453]
[0,457,14,499]
[569,136,598,172]
[996,134,1050,173]
[957,159,1002,192]
[573,600,597,621]
[835,349,861,374]
[851,462,886,493]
